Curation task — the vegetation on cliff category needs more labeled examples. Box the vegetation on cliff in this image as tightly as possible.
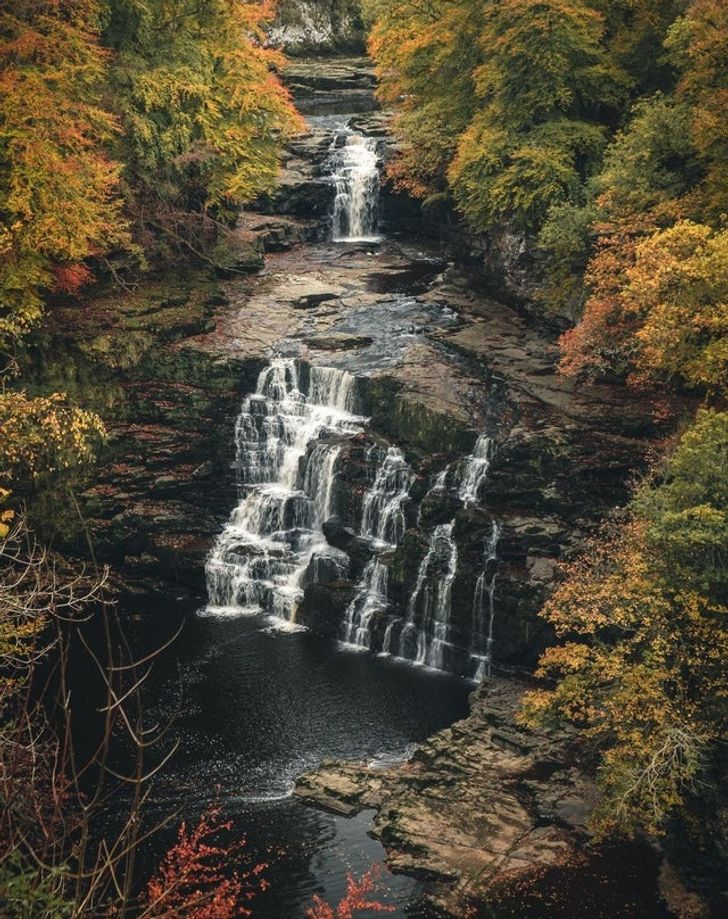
[0,2,301,913]
[365,0,727,392]
[365,0,728,875]
[0,0,301,352]
[523,409,727,838]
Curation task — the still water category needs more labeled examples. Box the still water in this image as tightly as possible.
[124,607,471,917]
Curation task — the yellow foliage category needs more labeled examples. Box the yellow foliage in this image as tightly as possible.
[627,221,728,390]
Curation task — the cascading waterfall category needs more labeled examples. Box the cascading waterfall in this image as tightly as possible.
[340,447,412,649]
[205,359,363,623]
[470,519,502,680]
[341,558,389,649]
[396,522,458,670]
[459,434,492,506]
[330,130,381,242]
[360,447,412,546]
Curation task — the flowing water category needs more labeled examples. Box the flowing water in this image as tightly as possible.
[459,434,493,506]
[470,519,502,680]
[205,360,364,624]
[396,522,459,671]
[119,609,470,918]
[330,128,381,242]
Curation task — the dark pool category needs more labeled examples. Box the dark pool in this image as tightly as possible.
[115,607,471,918]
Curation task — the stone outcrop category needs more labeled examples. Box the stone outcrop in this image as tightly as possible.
[295,677,600,915]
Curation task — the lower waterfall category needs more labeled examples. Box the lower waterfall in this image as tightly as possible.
[341,558,389,649]
[397,522,458,670]
[470,519,502,680]
[340,446,412,649]
[204,359,363,623]
[206,365,502,679]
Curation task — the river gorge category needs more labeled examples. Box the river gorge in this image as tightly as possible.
[22,56,678,917]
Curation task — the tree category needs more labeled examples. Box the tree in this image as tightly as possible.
[367,0,484,199]
[306,866,395,919]
[0,0,127,345]
[666,0,728,219]
[522,410,728,836]
[103,0,303,261]
[143,808,268,918]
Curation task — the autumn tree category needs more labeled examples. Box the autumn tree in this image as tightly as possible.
[666,0,728,219]
[522,410,728,836]
[553,0,728,379]
[143,808,268,918]
[448,0,627,231]
[366,0,484,200]
[0,0,127,345]
[306,866,395,919]
[103,0,303,262]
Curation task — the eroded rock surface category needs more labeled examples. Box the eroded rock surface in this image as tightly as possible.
[295,678,598,915]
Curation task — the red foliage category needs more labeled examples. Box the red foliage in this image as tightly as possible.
[52,262,94,295]
[143,808,268,918]
[306,865,396,919]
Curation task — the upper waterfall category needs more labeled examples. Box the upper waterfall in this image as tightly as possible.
[330,128,381,242]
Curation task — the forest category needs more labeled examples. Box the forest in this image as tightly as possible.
[1,1,727,917]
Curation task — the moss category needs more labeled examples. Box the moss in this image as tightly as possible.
[362,376,475,457]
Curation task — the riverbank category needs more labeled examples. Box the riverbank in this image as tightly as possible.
[295,677,672,917]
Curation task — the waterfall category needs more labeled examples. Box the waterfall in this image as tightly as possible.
[396,522,458,670]
[360,447,412,546]
[205,359,363,623]
[330,131,381,242]
[459,434,492,506]
[341,558,389,649]
[340,446,412,649]
[470,520,502,680]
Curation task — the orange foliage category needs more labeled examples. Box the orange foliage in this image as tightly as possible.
[306,865,395,919]
[52,263,94,295]
[672,0,728,217]
[143,808,268,918]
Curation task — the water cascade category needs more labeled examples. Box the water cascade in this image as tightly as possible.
[360,447,412,546]
[397,522,459,670]
[470,519,502,680]
[341,558,389,648]
[341,447,412,648]
[205,359,363,622]
[330,130,381,242]
[459,434,493,506]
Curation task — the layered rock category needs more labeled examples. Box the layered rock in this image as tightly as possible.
[295,677,672,916]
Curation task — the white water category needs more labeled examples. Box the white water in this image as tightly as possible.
[459,434,492,505]
[396,522,458,670]
[360,447,412,546]
[331,131,381,242]
[340,446,412,649]
[470,519,502,680]
[204,359,364,624]
[341,557,389,649]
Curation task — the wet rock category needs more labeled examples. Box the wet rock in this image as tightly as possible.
[295,678,599,914]
[308,333,373,351]
[297,581,358,637]
[295,292,341,309]
[322,518,372,579]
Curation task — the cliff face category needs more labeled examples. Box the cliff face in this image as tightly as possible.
[270,1,365,55]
